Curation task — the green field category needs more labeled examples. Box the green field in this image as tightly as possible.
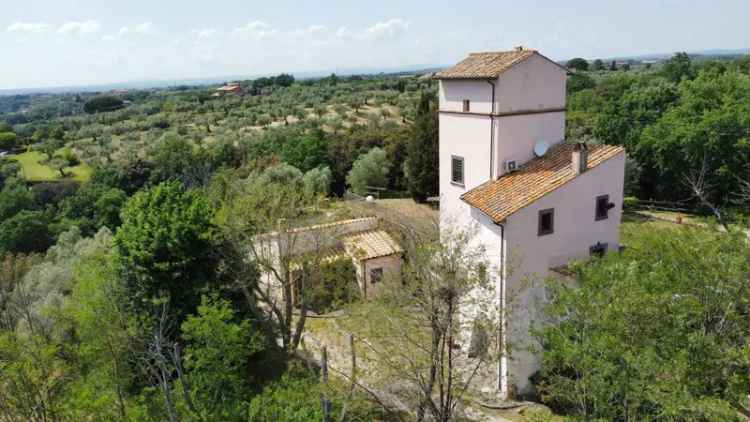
[8,150,92,182]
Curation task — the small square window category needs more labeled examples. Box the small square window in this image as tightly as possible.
[463,99,471,112]
[595,195,611,221]
[370,268,383,284]
[451,156,464,186]
[538,208,554,236]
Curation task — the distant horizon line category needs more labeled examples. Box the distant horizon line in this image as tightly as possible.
[2,46,748,96]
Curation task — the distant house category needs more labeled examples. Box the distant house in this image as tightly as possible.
[435,47,626,397]
[214,82,244,97]
[110,88,129,96]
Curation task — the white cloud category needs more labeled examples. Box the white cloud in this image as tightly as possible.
[119,22,155,36]
[364,18,410,40]
[235,20,270,33]
[234,21,276,39]
[6,22,50,33]
[101,35,117,41]
[58,20,101,35]
[307,24,326,33]
[193,28,218,39]
[335,26,351,38]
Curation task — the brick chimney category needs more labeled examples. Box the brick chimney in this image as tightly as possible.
[571,142,588,175]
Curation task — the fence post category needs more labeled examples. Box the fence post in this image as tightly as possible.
[321,346,331,422]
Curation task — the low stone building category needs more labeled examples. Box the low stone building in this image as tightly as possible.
[342,229,403,299]
[257,217,403,303]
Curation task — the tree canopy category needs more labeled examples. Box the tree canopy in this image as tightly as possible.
[537,224,750,420]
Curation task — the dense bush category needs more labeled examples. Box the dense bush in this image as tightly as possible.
[84,95,125,114]
[537,225,750,420]
[346,147,391,195]
[568,53,750,207]
[308,257,359,314]
[114,181,220,320]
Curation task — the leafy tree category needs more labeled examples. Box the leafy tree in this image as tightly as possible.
[114,181,220,320]
[0,131,18,150]
[661,51,694,83]
[537,225,750,420]
[180,294,265,419]
[0,178,33,221]
[567,72,596,95]
[280,132,329,172]
[60,183,124,235]
[149,135,212,188]
[566,57,589,71]
[591,59,605,71]
[274,73,295,87]
[609,60,618,71]
[84,95,125,114]
[94,188,128,229]
[313,104,327,119]
[258,163,304,188]
[217,172,328,355]
[404,92,438,202]
[65,245,135,420]
[0,332,73,421]
[0,210,53,255]
[346,147,391,195]
[308,257,358,314]
[247,374,328,422]
[639,70,750,203]
[302,166,332,197]
[342,225,501,421]
[0,159,21,188]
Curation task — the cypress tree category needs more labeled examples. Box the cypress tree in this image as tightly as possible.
[405,92,439,202]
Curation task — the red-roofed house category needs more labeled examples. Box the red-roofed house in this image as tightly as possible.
[436,47,626,398]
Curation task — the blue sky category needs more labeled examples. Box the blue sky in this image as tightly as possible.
[2,0,748,89]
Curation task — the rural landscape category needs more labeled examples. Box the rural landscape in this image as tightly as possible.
[2,2,750,421]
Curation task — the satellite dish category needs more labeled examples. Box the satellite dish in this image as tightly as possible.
[534,141,549,157]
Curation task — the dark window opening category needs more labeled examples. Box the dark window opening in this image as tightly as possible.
[370,268,383,284]
[463,99,471,112]
[596,195,613,221]
[451,156,464,186]
[538,208,554,236]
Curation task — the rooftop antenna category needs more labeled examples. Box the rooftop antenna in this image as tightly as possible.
[533,140,549,157]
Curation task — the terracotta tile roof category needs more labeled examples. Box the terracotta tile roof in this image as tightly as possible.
[461,143,625,223]
[434,48,566,79]
[342,230,403,261]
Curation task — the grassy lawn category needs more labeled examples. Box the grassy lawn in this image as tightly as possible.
[8,151,92,182]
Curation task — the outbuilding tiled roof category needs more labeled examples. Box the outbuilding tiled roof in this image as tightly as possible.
[342,230,403,261]
[461,143,625,223]
[434,48,566,79]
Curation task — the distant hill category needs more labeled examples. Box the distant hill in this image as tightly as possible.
[0,64,441,97]
[572,48,750,63]
[3,47,747,97]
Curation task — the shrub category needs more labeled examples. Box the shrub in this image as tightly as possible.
[0,132,18,150]
[622,196,638,209]
[84,95,124,114]
[346,147,390,195]
[308,257,359,314]
[536,226,750,420]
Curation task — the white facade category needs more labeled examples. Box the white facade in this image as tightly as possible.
[438,51,626,397]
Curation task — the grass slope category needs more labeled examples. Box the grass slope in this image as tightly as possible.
[8,150,92,182]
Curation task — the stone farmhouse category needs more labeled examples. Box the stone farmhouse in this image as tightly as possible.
[257,217,403,305]
[435,47,626,397]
